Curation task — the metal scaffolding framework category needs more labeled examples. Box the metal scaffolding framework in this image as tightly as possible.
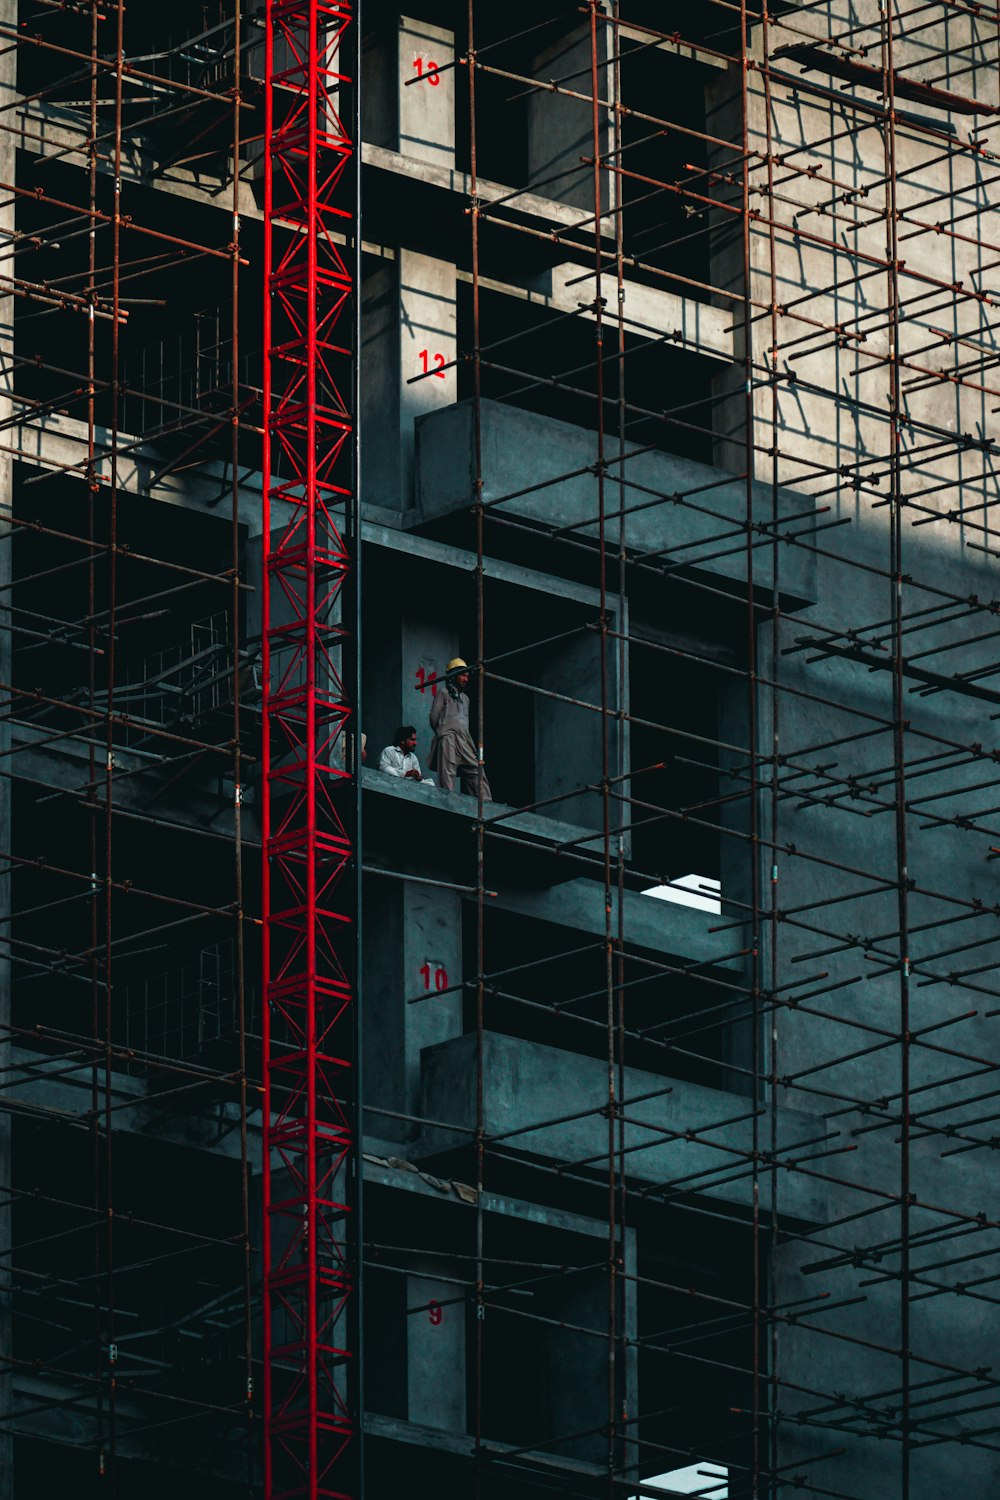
[0,1,998,1499]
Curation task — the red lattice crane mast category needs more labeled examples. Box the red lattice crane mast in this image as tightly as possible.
[262,3,361,1496]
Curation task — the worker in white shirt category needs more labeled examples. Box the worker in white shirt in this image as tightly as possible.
[378,725,434,785]
[428,658,492,800]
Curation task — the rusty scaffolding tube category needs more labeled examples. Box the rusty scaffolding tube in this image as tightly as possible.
[0,3,998,1500]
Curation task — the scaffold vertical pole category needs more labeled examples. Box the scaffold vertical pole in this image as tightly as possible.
[262,3,360,1496]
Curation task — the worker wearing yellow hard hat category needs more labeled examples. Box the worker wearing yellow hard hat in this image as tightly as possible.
[428,657,493,801]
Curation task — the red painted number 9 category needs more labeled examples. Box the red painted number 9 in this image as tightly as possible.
[428,1300,443,1325]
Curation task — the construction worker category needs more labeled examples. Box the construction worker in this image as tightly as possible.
[428,658,493,801]
[378,725,434,784]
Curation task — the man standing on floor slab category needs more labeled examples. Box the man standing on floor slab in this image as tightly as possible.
[428,658,493,801]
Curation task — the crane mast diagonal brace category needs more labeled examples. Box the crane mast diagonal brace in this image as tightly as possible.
[262,3,362,1497]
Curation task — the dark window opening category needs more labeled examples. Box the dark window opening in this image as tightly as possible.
[467,904,735,1093]
[629,639,725,887]
[637,1208,759,1490]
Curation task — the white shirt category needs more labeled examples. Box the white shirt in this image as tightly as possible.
[378,744,423,778]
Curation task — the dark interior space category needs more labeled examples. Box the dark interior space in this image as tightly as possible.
[635,1203,759,1490]
[479,1212,610,1463]
[466,905,737,1092]
[628,638,725,885]
[460,285,718,469]
[11,1120,249,1488]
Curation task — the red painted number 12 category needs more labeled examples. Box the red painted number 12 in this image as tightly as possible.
[418,349,447,378]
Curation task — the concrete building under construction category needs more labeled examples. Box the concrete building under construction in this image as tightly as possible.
[1,2,999,1497]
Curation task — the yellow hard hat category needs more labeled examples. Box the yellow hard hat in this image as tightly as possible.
[446,657,467,672]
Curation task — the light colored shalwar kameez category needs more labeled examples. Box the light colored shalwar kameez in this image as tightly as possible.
[428,685,492,800]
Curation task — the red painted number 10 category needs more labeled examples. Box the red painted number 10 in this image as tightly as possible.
[420,962,449,993]
[413,57,440,85]
[418,349,447,378]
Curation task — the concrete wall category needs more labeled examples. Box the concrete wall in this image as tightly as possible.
[421,1030,827,1224]
[710,2,998,542]
[701,9,1000,1491]
[4,5,996,1494]
[759,510,1000,1500]
[528,15,615,211]
[416,398,818,605]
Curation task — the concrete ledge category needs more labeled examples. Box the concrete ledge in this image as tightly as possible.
[364,1410,656,1491]
[540,262,734,363]
[363,141,617,237]
[421,1030,828,1224]
[8,719,247,844]
[480,877,747,972]
[416,399,818,606]
[362,765,613,883]
[3,1046,249,1160]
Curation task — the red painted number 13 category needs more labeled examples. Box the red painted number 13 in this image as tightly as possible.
[413,57,440,85]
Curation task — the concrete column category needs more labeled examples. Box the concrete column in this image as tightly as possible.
[400,884,463,1119]
[403,610,460,779]
[358,21,459,515]
[361,15,455,169]
[361,251,457,514]
[365,606,461,781]
[406,1269,466,1431]
[363,881,463,1144]
[622,1224,638,1456]
[399,250,457,504]
[705,66,750,475]
[397,16,455,169]
[534,630,610,833]
[717,677,755,1096]
[360,259,400,508]
[543,1265,608,1465]
[528,11,614,210]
